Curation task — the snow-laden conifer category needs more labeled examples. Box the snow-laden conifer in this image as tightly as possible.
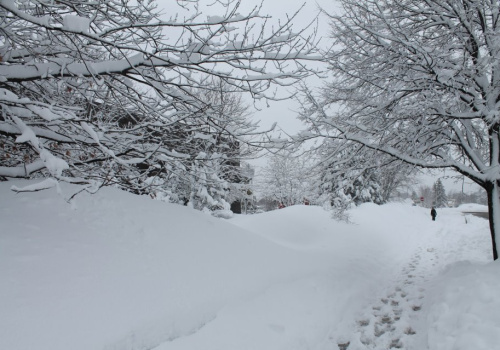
[433,179,448,208]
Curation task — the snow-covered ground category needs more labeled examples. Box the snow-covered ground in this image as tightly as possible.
[1,180,499,350]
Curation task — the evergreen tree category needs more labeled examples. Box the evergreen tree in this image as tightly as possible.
[433,179,448,208]
[316,141,385,215]
[344,168,384,206]
[411,191,418,202]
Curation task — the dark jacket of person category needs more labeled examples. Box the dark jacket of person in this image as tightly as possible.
[431,208,437,218]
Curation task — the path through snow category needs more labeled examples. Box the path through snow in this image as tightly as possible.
[344,247,435,349]
[336,207,492,350]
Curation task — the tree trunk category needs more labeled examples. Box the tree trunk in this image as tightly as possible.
[485,181,500,260]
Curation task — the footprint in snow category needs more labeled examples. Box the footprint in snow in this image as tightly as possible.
[345,250,430,349]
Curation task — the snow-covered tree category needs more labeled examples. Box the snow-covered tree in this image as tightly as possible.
[433,179,448,208]
[411,191,418,202]
[299,0,500,260]
[316,140,415,210]
[258,151,314,208]
[226,162,256,214]
[378,163,416,203]
[0,0,319,203]
[187,154,229,212]
[316,141,384,217]
[150,79,258,212]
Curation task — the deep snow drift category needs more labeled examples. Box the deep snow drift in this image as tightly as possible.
[1,180,499,350]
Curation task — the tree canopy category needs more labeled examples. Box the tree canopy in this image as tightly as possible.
[0,0,319,210]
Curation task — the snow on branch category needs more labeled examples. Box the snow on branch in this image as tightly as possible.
[0,160,45,178]
[0,0,319,205]
[11,178,59,193]
[0,0,320,90]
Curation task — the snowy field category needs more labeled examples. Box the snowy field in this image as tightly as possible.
[1,180,499,350]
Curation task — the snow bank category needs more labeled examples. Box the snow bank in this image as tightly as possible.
[425,261,500,350]
[457,203,488,212]
[0,180,497,350]
[1,180,308,350]
[412,207,497,350]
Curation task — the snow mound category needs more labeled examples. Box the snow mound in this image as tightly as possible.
[0,181,497,350]
[457,203,488,212]
[426,261,500,350]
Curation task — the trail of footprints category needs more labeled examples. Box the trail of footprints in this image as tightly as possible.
[339,247,439,350]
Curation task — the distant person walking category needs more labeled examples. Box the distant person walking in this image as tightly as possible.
[431,207,437,221]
